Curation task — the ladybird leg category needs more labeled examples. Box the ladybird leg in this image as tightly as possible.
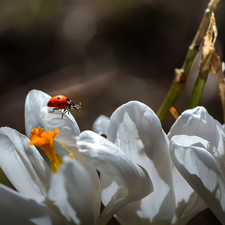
[61,108,67,119]
[63,108,68,115]
[49,108,58,113]
[61,109,66,119]
[61,111,65,119]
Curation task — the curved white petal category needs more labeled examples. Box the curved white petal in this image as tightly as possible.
[40,106,80,156]
[0,184,63,225]
[217,122,225,160]
[25,89,51,137]
[77,130,153,225]
[40,107,101,221]
[169,114,225,223]
[0,127,51,202]
[168,107,225,161]
[105,101,175,224]
[92,115,109,135]
[170,165,207,225]
[40,106,80,146]
[47,156,95,225]
[170,135,225,224]
[168,107,220,223]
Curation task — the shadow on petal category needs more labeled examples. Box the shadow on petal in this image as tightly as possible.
[0,184,63,225]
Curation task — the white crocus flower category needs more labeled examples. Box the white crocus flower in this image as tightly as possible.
[92,102,208,225]
[169,107,225,224]
[0,89,153,225]
[38,100,153,224]
[0,127,94,224]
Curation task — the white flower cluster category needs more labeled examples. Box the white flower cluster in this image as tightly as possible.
[0,89,225,225]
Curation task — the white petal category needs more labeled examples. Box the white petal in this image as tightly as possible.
[40,106,101,221]
[217,122,225,160]
[77,130,153,225]
[0,184,63,225]
[170,135,225,224]
[168,107,224,223]
[39,105,80,165]
[47,156,95,225]
[40,106,80,146]
[92,115,109,135]
[170,165,207,225]
[0,127,51,202]
[105,101,175,224]
[168,107,225,161]
[25,89,51,137]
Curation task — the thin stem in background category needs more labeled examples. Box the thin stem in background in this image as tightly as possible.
[157,0,220,122]
[211,48,225,123]
[188,13,216,109]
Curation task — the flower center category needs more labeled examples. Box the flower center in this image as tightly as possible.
[29,127,74,173]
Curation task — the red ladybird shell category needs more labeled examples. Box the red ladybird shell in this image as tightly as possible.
[47,95,71,109]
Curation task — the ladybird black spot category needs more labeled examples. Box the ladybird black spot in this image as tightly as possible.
[48,101,51,105]
[57,97,61,99]
[66,98,69,101]
[58,103,61,106]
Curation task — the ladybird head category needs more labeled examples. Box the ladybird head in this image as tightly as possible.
[69,102,82,112]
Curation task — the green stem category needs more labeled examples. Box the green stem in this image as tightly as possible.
[157,83,183,121]
[157,45,200,122]
[188,49,212,108]
[188,79,206,109]
[156,0,220,122]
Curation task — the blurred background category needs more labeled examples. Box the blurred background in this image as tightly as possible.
[0,0,224,224]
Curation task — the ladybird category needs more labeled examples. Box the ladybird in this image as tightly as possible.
[47,95,82,119]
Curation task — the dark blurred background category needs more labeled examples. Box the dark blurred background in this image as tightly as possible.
[0,0,224,224]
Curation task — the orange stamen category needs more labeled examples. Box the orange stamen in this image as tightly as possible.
[29,127,60,173]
